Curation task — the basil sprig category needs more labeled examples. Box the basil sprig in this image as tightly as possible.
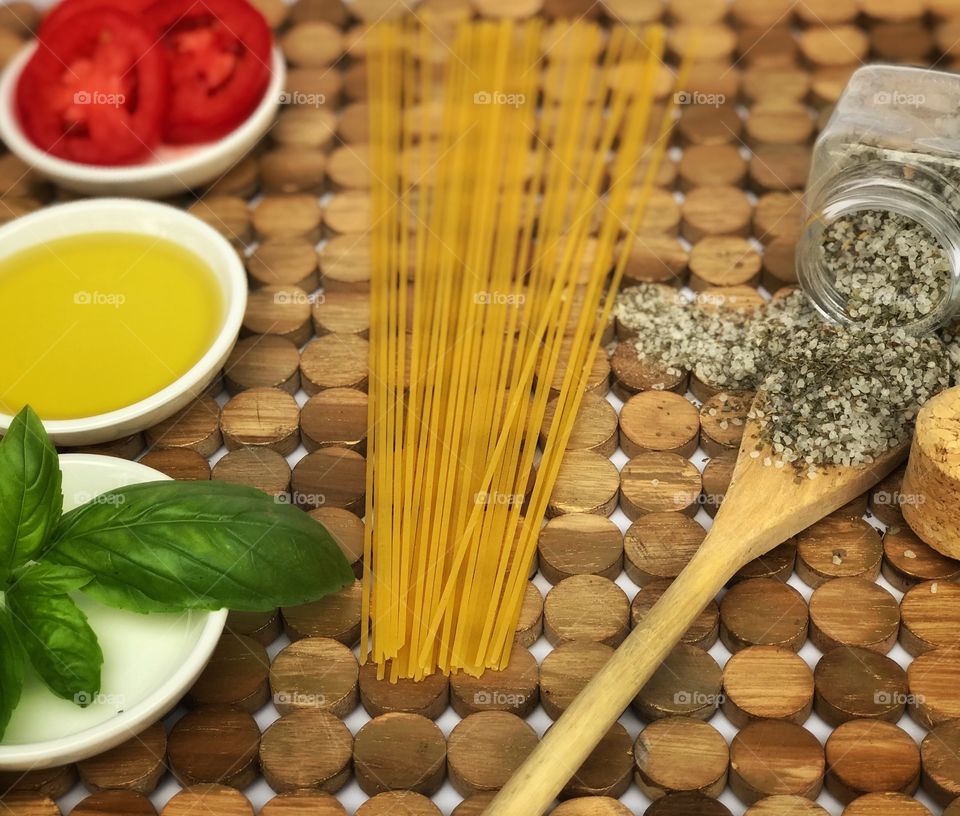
[0,406,354,739]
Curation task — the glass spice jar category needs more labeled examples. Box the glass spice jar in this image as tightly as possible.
[797,64,960,334]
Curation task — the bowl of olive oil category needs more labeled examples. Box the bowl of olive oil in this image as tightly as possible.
[0,199,246,444]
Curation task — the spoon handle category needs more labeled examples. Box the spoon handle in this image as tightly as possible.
[483,538,744,816]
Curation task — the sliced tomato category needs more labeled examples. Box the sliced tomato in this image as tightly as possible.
[38,0,155,41]
[17,9,167,165]
[146,0,272,144]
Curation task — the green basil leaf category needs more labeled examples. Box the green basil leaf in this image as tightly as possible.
[46,481,354,613]
[11,563,93,596]
[6,591,102,704]
[0,605,25,740]
[0,406,62,580]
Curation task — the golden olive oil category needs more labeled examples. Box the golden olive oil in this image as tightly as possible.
[0,233,223,420]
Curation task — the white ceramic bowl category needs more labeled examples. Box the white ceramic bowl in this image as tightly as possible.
[0,44,285,198]
[0,198,247,445]
[0,454,227,771]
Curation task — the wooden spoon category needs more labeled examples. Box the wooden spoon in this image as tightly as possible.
[483,421,908,816]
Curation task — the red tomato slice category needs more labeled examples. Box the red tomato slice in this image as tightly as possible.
[146,0,272,144]
[17,10,167,165]
[38,0,155,41]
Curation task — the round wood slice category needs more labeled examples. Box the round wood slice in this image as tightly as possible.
[138,448,211,481]
[883,525,960,593]
[161,785,253,816]
[300,388,367,453]
[312,291,370,337]
[733,540,798,584]
[324,191,371,235]
[749,145,811,194]
[539,641,614,720]
[212,447,291,499]
[543,574,629,647]
[226,609,283,647]
[189,633,270,712]
[76,722,166,794]
[358,660,449,720]
[620,452,702,520]
[320,234,371,292]
[559,722,633,799]
[809,578,900,654]
[515,581,544,648]
[645,793,733,815]
[921,720,960,806]
[688,237,762,290]
[259,710,353,793]
[259,146,326,195]
[337,102,369,143]
[723,646,814,727]
[540,392,618,456]
[447,712,538,797]
[259,791,347,815]
[907,649,960,728]
[622,235,689,288]
[745,103,814,147]
[795,517,883,588]
[871,21,934,62]
[187,197,252,249]
[280,21,343,68]
[167,707,260,788]
[720,578,809,653]
[537,513,623,584]
[730,720,824,804]
[144,396,221,457]
[624,512,706,586]
[272,102,337,150]
[631,578,719,649]
[677,104,742,148]
[825,720,921,804]
[814,646,908,726]
[69,433,145,461]
[242,285,313,347]
[620,391,700,459]
[548,341,610,398]
[270,637,359,718]
[252,195,323,241]
[310,507,363,577]
[702,450,736,519]
[796,0,858,23]
[682,188,753,244]
[842,793,932,815]
[205,156,259,199]
[699,393,749,457]
[743,67,810,106]
[753,191,804,244]
[300,334,369,394]
[450,645,539,718]
[220,387,301,455]
[354,793,441,816]
[900,580,960,655]
[745,796,827,816]
[0,793,61,816]
[247,238,319,291]
[668,22,736,62]
[547,450,620,517]
[633,642,723,722]
[291,447,365,514]
[679,145,747,191]
[799,25,869,67]
[610,342,688,400]
[352,713,446,796]
[634,717,729,799]
[224,335,301,396]
[282,580,363,646]
[72,790,156,815]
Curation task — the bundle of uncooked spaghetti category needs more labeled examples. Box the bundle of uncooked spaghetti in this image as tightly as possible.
[362,17,692,680]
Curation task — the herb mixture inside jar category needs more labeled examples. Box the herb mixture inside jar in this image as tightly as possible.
[820,209,951,329]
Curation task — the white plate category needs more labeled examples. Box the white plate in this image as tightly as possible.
[0,454,227,771]
[0,43,285,198]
